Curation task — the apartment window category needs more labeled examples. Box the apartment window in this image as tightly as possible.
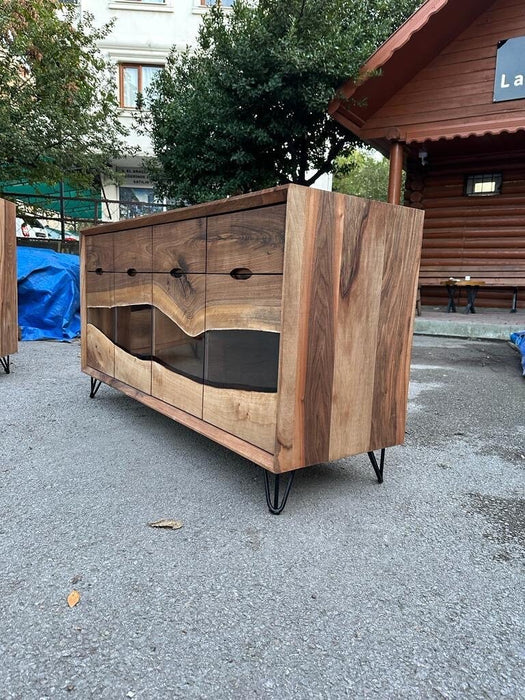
[120,64,162,108]
[199,0,234,6]
[465,173,503,196]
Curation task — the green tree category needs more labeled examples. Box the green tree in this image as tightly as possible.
[0,0,129,189]
[143,0,420,204]
[333,148,392,201]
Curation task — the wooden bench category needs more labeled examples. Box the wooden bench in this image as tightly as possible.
[419,268,523,313]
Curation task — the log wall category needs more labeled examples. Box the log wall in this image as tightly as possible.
[406,149,525,308]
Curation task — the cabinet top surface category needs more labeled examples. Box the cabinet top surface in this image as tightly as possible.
[82,184,292,237]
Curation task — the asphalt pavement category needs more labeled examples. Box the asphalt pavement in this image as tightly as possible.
[0,335,523,699]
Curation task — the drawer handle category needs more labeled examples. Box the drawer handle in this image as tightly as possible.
[127,268,137,277]
[230,267,253,280]
[170,268,184,278]
[95,267,104,275]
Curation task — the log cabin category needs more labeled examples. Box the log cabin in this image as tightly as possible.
[329,0,525,311]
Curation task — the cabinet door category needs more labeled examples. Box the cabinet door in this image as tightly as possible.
[152,218,206,273]
[85,233,113,272]
[113,226,152,272]
[113,272,152,394]
[207,204,286,274]
[202,273,282,453]
[85,271,115,376]
[151,273,205,418]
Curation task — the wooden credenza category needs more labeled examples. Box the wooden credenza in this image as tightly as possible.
[0,198,17,374]
[81,185,423,507]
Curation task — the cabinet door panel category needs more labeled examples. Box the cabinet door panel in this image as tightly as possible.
[207,204,285,273]
[152,273,205,417]
[114,271,152,308]
[205,274,282,333]
[203,385,277,454]
[85,272,115,375]
[152,218,206,273]
[85,233,113,272]
[152,273,205,338]
[113,272,152,394]
[113,227,152,272]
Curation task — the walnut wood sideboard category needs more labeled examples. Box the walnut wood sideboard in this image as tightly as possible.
[81,185,424,513]
[0,198,17,374]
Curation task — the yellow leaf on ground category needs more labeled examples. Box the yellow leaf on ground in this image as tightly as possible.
[67,590,81,608]
[148,519,183,530]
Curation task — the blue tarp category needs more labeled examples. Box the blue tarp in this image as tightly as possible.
[510,331,525,376]
[17,247,80,341]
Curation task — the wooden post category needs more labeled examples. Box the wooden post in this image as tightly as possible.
[387,141,404,205]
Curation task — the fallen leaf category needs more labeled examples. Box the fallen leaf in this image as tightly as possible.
[148,519,183,530]
[67,590,81,608]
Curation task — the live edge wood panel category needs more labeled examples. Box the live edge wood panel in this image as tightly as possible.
[81,185,423,474]
[0,198,17,360]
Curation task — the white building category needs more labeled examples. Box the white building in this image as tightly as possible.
[77,0,329,221]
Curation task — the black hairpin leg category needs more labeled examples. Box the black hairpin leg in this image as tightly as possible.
[90,377,102,398]
[367,448,385,483]
[264,470,296,515]
[0,356,10,374]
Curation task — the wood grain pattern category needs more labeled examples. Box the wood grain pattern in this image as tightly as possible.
[85,271,114,308]
[153,218,206,273]
[82,186,289,236]
[114,335,152,395]
[369,205,423,450]
[203,384,277,453]
[113,227,152,272]
[328,198,387,460]
[0,199,18,358]
[152,273,205,337]
[205,274,282,333]
[152,360,203,419]
[114,272,152,308]
[81,366,275,470]
[274,186,424,472]
[274,185,314,471]
[85,233,113,271]
[86,323,115,376]
[81,184,425,478]
[207,204,286,273]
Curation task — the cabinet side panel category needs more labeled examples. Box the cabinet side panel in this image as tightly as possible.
[0,199,18,357]
[328,198,387,461]
[275,187,339,471]
[369,206,424,449]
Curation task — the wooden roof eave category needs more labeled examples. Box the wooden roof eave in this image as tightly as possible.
[329,0,497,149]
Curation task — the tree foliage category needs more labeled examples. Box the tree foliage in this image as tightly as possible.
[143,0,421,204]
[0,0,129,189]
[333,148,391,201]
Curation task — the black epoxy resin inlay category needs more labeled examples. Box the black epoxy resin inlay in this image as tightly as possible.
[89,306,280,392]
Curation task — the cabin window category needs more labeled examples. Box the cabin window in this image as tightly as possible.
[465,173,502,196]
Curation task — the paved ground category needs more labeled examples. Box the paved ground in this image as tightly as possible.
[0,336,523,699]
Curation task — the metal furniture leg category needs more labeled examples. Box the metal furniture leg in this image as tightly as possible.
[464,285,479,314]
[263,470,296,515]
[367,448,385,483]
[0,356,9,374]
[445,285,456,313]
[90,377,102,398]
[511,287,518,313]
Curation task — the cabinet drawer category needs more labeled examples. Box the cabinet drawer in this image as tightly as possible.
[85,270,114,308]
[207,204,285,273]
[113,227,152,272]
[114,272,152,308]
[205,274,282,333]
[152,219,206,273]
[85,233,113,272]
